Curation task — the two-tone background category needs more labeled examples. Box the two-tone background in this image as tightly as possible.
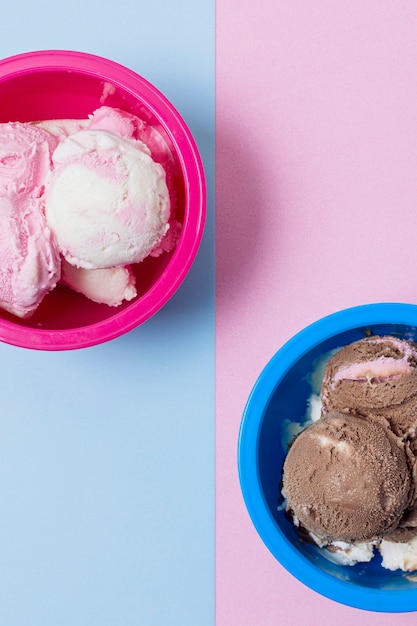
[3,1,417,624]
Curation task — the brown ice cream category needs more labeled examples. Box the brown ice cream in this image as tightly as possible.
[281,334,417,569]
[321,336,417,438]
[282,412,414,543]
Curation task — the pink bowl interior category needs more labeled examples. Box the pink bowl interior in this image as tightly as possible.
[0,51,205,349]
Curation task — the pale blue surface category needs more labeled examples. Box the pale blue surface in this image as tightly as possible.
[0,2,214,625]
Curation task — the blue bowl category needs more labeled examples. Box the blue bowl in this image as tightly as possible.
[238,303,417,612]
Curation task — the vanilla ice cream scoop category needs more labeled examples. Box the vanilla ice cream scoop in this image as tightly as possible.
[44,129,170,269]
[60,259,137,307]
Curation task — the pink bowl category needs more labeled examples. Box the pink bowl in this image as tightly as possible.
[0,50,206,350]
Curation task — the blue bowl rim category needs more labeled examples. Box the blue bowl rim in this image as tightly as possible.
[238,302,417,612]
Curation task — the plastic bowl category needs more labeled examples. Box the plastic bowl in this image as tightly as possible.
[0,50,206,350]
[238,303,417,612]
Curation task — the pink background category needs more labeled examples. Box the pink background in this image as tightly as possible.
[216,1,417,623]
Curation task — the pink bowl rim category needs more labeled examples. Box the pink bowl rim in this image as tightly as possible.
[0,49,206,350]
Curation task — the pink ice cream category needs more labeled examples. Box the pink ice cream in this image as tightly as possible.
[87,105,144,138]
[0,123,60,317]
[0,106,180,318]
[324,337,417,392]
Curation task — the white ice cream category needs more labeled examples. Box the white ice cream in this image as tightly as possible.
[45,129,170,269]
[322,540,375,567]
[379,536,417,572]
[61,259,137,307]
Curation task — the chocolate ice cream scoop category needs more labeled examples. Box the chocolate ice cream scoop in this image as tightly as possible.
[321,336,417,437]
[282,413,413,543]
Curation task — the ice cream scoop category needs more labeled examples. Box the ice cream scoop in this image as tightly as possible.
[282,412,413,543]
[0,107,178,319]
[0,122,58,194]
[321,336,417,437]
[60,259,137,307]
[87,105,144,139]
[0,122,60,317]
[44,128,171,270]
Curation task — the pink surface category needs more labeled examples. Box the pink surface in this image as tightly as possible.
[216,1,417,623]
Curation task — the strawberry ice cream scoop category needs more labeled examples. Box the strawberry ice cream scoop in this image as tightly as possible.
[44,128,171,269]
[0,122,58,195]
[0,123,60,318]
[87,105,144,138]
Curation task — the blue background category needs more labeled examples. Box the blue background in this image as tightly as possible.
[0,1,215,624]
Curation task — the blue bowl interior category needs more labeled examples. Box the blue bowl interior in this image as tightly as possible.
[239,306,417,611]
